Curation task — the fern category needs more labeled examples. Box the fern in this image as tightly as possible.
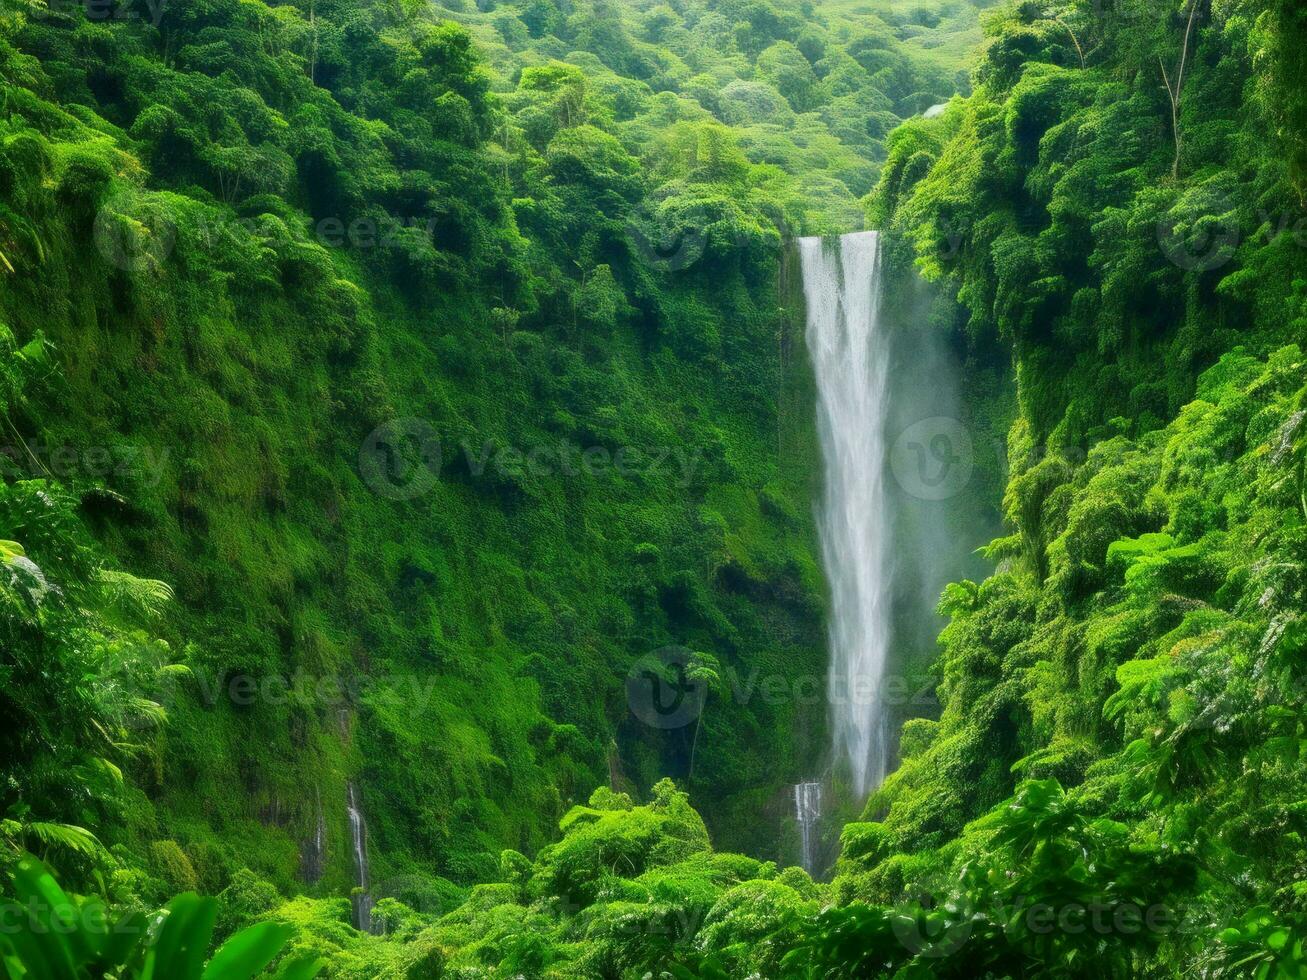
[97,569,175,621]
[24,821,103,859]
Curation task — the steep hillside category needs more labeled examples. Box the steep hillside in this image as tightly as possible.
[0,0,984,915]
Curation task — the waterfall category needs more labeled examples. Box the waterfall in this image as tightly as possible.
[794,781,822,875]
[347,781,375,932]
[799,231,893,801]
[301,786,326,884]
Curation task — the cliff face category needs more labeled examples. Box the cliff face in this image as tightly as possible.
[0,0,846,894]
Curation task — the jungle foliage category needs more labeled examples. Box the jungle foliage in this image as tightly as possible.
[823,0,1307,976]
[6,0,1307,976]
[0,0,974,907]
[0,0,975,957]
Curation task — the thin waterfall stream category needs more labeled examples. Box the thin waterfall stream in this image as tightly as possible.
[799,231,894,803]
[347,780,375,932]
[794,782,822,875]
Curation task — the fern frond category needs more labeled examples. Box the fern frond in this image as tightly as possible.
[97,569,174,621]
[25,821,102,858]
[128,696,169,728]
[88,756,124,785]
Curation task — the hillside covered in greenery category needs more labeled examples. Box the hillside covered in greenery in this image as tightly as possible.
[6,0,1307,976]
[0,0,978,888]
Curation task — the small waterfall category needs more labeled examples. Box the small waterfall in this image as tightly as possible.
[301,786,326,883]
[794,782,822,875]
[347,781,375,932]
[799,231,893,801]
[314,792,326,875]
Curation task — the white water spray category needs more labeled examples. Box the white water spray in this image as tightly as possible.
[800,231,893,801]
[794,781,822,875]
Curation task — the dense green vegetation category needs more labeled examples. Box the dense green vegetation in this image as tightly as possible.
[0,0,979,900]
[7,0,1307,975]
[832,0,1307,975]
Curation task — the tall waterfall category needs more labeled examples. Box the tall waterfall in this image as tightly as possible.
[799,231,893,801]
[347,781,375,932]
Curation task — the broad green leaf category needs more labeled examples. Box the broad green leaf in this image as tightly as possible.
[142,893,217,980]
[5,856,79,980]
[201,922,292,980]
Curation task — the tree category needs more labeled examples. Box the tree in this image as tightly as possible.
[757,41,822,113]
[686,651,722,781]
[1160,0,1201,180]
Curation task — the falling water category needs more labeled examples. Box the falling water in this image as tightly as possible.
[799,231,893,801]
[347,781,375,932]
[313,791,326,877]
[301,786,326,883]
[794,782,822,875]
